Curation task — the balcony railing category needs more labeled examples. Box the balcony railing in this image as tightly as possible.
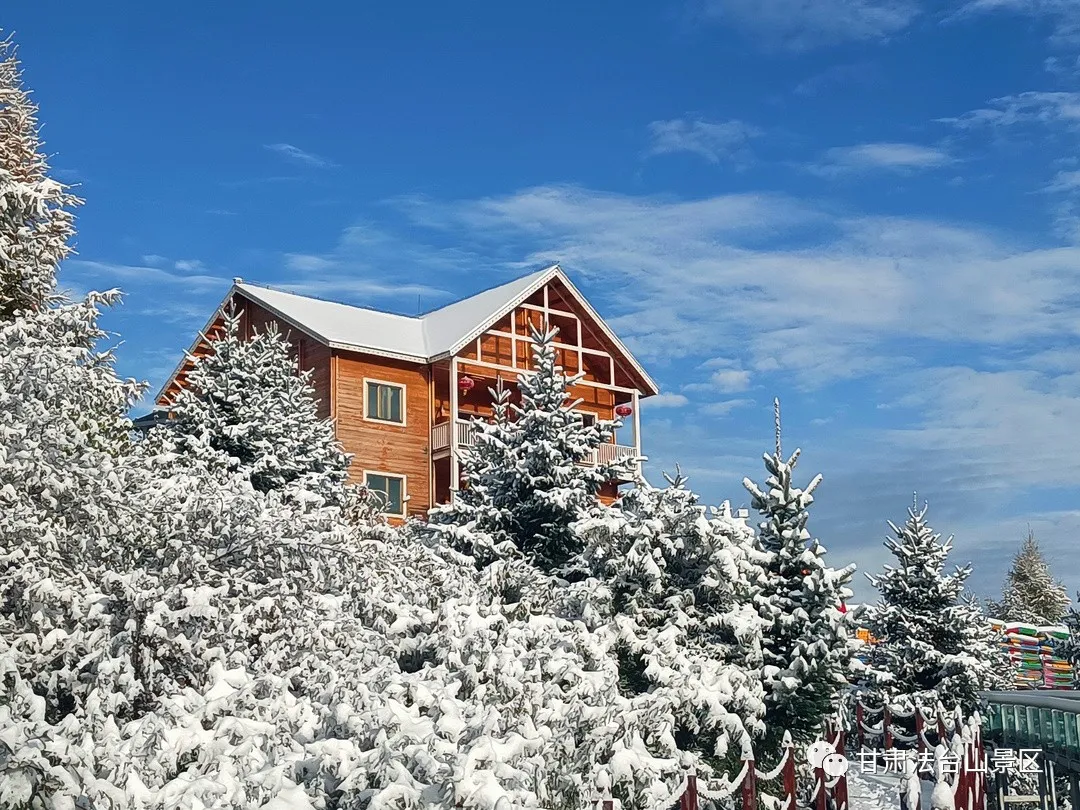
[432,419,638,473]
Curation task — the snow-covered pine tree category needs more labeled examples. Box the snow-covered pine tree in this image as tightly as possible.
[865,497,1009,713]
[164,304,351,506]
[742,399,855,754]
[0,39,81,320]
[427,323,638,573]
[995,529,1069,625]
[575,469,768,769]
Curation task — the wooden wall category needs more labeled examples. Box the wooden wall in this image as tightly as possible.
[156,292,332,417]
[238,296,332,419]
[333,349,432,519]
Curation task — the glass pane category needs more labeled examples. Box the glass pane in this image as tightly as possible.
[386,476,403,514]
[390,387,402,422]
[366,473,403,514]
[988,705,1002,734]
[367,382,404,423]
[1053,710,1065,750]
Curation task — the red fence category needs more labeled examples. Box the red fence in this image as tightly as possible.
[587,700,986,810]
[592,723,850,810]
[854,698,987,810]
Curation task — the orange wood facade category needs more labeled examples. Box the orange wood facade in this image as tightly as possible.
[158,275,647,522]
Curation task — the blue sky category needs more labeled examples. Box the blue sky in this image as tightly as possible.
[9,0,1080,603]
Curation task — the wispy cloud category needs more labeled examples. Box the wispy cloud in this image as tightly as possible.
[67,259,227,290]
[808,142,953,176]
[1044,168,1080,191]
[794,63,876,96]
[646,118,761,164]
[699,398,755,416]
[263,143,338,168]
[958,0,1080,45]
[642,392,690,409]
[940,91,1080,130]
[700,0,920,49]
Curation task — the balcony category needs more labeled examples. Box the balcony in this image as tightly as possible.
[432,419,638,472]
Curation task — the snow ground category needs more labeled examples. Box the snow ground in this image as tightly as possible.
[847,769,935,810]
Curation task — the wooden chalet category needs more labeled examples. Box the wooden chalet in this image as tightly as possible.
[149,264,659,520]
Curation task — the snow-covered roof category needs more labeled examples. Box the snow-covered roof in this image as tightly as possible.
[231,264,658,394]
[234,266,553,362]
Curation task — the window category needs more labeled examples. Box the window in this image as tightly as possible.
[365,379,405,424]
[576,411,597,428]
[364,472,406,516]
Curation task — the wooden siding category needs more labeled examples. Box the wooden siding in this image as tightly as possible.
[239,296,332,419]
[333,349,432,519]
[156,292,331,417]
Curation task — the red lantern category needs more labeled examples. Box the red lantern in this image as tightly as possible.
[615,404,633,418]
[839,602,847,614]
[458,375,475,393]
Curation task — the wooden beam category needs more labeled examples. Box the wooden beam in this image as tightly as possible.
[632,390,641,463]
[455,356,641,395]
[518,302,578,320]
[427,364,435,509]
[449,357,459,500]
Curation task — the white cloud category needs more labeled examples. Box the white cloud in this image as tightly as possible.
[646,118,760,164]
[699,398,755,416]
[808,142,953,176]
[959,0,1080,44]
[264,143,337,169]
[1045,169,1080,192]
[701,0,920,49]
[941,91,1080,130]
[641,392,690,408]
[710,368,752,392]
[403,185,1080,382]
[67,259,226,290]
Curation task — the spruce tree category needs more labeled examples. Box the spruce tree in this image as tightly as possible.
[163,305,351,506]
[576,470,769,764]
[742,400,855,753]
[995,530,1069,625]
[0,39,81,321]
[865,497,1009,713]
[427,323,637,572]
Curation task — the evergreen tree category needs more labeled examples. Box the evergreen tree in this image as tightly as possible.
[576,470,768,764]
[427,323,637,572]
[0,39,81,320]
[995,529,1069,625]
[865,497,1009,713]
[163,305,351,506]
[742,400,855,753]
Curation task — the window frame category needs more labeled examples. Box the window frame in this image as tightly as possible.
[575,410,598,427]
[363,377,407,426]
[363,470,408,517]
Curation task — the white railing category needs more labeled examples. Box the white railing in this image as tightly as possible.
[434,418,636,476]
[455,419,475,447]
[597,442,637,465]
[431,421,451,453]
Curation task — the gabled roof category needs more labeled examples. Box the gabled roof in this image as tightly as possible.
[155,264,658,405]
[234,265,555,362]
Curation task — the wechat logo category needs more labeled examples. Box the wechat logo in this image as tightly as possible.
[807,740,849,778]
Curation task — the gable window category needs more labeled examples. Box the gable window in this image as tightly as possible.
[365,379,405,424]
[364,472,406,516]
[576,411,597,428]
